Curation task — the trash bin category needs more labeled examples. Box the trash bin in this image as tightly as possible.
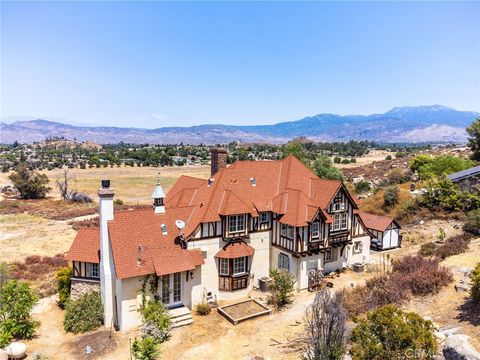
[258,277,272,292]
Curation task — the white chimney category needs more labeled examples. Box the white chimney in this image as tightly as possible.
[98,179,116,328]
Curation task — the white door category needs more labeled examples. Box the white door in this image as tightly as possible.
[160,272,182,307]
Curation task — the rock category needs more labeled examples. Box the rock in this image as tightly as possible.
[454,283,471,292]
[443,334,480,360]
[419,220,425,225]
[5,342,27,359]
[435,331,447,342]
[453,225,460,229]
[439,326,461,337]
[0,350,7,360]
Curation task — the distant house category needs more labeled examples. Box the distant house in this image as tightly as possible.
[447,165,480,192]
[358,212,402,251]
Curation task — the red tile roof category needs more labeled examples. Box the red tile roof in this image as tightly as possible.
[358,211,398,232]
[215,241,255,259]
[66,228,100,264]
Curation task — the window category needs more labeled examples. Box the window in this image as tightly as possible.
[333,213,348,231]
[229,215,245,233]
[281,223,287,236]
[86,262,99,278]
[333,200,344,212]
[354,241,363,254]
[287,225,294,239]
[219,258,229,275]
[233,257,247,275]
[278,253,290,271]
[260,212,269,223]
[311,222,320,238]
[324,248,336,263]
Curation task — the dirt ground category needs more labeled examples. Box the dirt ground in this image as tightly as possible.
[332,149,396,169]
[0,165,211,204]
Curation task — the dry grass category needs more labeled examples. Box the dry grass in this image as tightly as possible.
[358,183,413,218]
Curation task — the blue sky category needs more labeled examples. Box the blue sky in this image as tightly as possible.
[1,1,479,128]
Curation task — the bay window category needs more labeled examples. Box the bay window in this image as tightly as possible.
[219,258,229,275]
[233,257,246,275]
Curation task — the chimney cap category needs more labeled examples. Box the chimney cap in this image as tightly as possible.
[101,179,110,189]
[210,147,227,153]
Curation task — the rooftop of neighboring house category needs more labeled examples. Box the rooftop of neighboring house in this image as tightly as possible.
[357,211,400,232]
[447,165,480,182]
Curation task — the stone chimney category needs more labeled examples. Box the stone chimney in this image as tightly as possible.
[98,179,116,329]
[210,147,227,177]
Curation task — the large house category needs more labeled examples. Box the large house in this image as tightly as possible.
[67,149,396,331]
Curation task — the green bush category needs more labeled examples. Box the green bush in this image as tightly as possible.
[464,209,480,236]
[383,185,399,209]
[8,164,51,199]
[418,243,436,257]
[354,180,371,193]
[131,337,161,360]
[0,280,40,344]
[411,155,475,180]
[333,156,342,164]
[312,156,344,181]
[56,267,72,308]
[63,291,103,333]
[195,302,211,315]
[471,263,480,302]
[268,268,296,310]
[385,155,392,161]
[114,198,124,206]
[141,300,171,343]
[350,305,437,360]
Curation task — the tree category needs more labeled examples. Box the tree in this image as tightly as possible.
[9,164,51,199]
[312,156,343,181]
[0,280,40,345]
[471,263,480,302]
[466,116,480,161]
[303,289,347,360]
[55,169,75,200]
[282,142,309,165]
[350,305,437,360]
[268,268,296,310]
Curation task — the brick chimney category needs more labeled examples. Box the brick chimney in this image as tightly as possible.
[98,179,116,329]
[210,147,227,177]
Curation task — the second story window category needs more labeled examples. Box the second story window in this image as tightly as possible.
[260,212,270,223]
[311,222,320,238]
[287,225,294,239]
[333,213,348,231]
[229,215,245,233]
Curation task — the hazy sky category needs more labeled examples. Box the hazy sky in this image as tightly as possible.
[1,1,479,128]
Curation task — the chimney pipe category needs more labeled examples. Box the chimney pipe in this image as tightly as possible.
[210,147,227,177]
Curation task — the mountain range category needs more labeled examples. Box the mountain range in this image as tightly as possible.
[1,105,478,145]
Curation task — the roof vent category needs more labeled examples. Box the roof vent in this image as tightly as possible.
[161,224,167,235]
[250,177,256,186]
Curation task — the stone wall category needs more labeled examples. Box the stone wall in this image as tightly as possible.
[71,278,100,300]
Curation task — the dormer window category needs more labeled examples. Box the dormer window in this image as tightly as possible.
[333,201,345,212]
[260,212,269,224]
[311,222,320,238]
[228,214,245,233]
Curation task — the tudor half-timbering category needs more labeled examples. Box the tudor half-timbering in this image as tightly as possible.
[67,149,396,331]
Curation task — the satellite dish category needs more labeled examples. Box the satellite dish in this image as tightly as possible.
[175,220,186,230]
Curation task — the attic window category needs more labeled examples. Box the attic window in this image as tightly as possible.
[250,177,256,186]
[161,224,168,235]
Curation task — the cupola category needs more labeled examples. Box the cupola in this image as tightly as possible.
[152,178,166,214]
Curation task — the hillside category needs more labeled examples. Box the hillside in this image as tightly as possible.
[1,105,478,144]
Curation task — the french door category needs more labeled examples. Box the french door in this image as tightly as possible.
[160,272,182,307]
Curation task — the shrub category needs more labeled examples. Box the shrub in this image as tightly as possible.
[333,156,342,164]
[395,151,407,158]
[350,305,437,360]
[354,180,371,193]
[415,155,475,180]
[8,164,52,199]
[470,263,480,302]
[464,209,480,235]
[140,300,171,343]
[312,156,344,181]
[268,268,296,310]
[114,198,124,206]
[418,243,436,257]
[0,262,11,291]
[303,289,346,360]
[383,185,399,209]
[131,337,161,360]
[434,234,472,260]
[63,291,103,333]
[56,267,72,308]
[385,155,392,160]
[387,168,404,184]
[0,280,40,341]
[0,329,13,349]
[195,302,211,315]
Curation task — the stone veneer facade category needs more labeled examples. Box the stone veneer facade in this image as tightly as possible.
[70,278,101,300]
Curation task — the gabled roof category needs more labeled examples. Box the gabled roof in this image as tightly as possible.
[447,165,480,182]
[66,228,100,264]
[165,155,346,229]
[215,241,255,259]
[358,211,400,232]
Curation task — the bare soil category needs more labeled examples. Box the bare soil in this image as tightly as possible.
[220,299,268,320]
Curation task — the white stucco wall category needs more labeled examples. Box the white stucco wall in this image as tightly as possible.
[248,230,271,288]
[347,235,371,266]
[115,276,143,331]
[382,228,400,249]
[296,253,324,290]
[322,247,345,274]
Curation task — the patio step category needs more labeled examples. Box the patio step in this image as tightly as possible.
[169,306,193,328]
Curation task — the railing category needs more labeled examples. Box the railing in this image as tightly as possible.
[328,230,351,247]
[218,274,250,291]
[307,241,326,252]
